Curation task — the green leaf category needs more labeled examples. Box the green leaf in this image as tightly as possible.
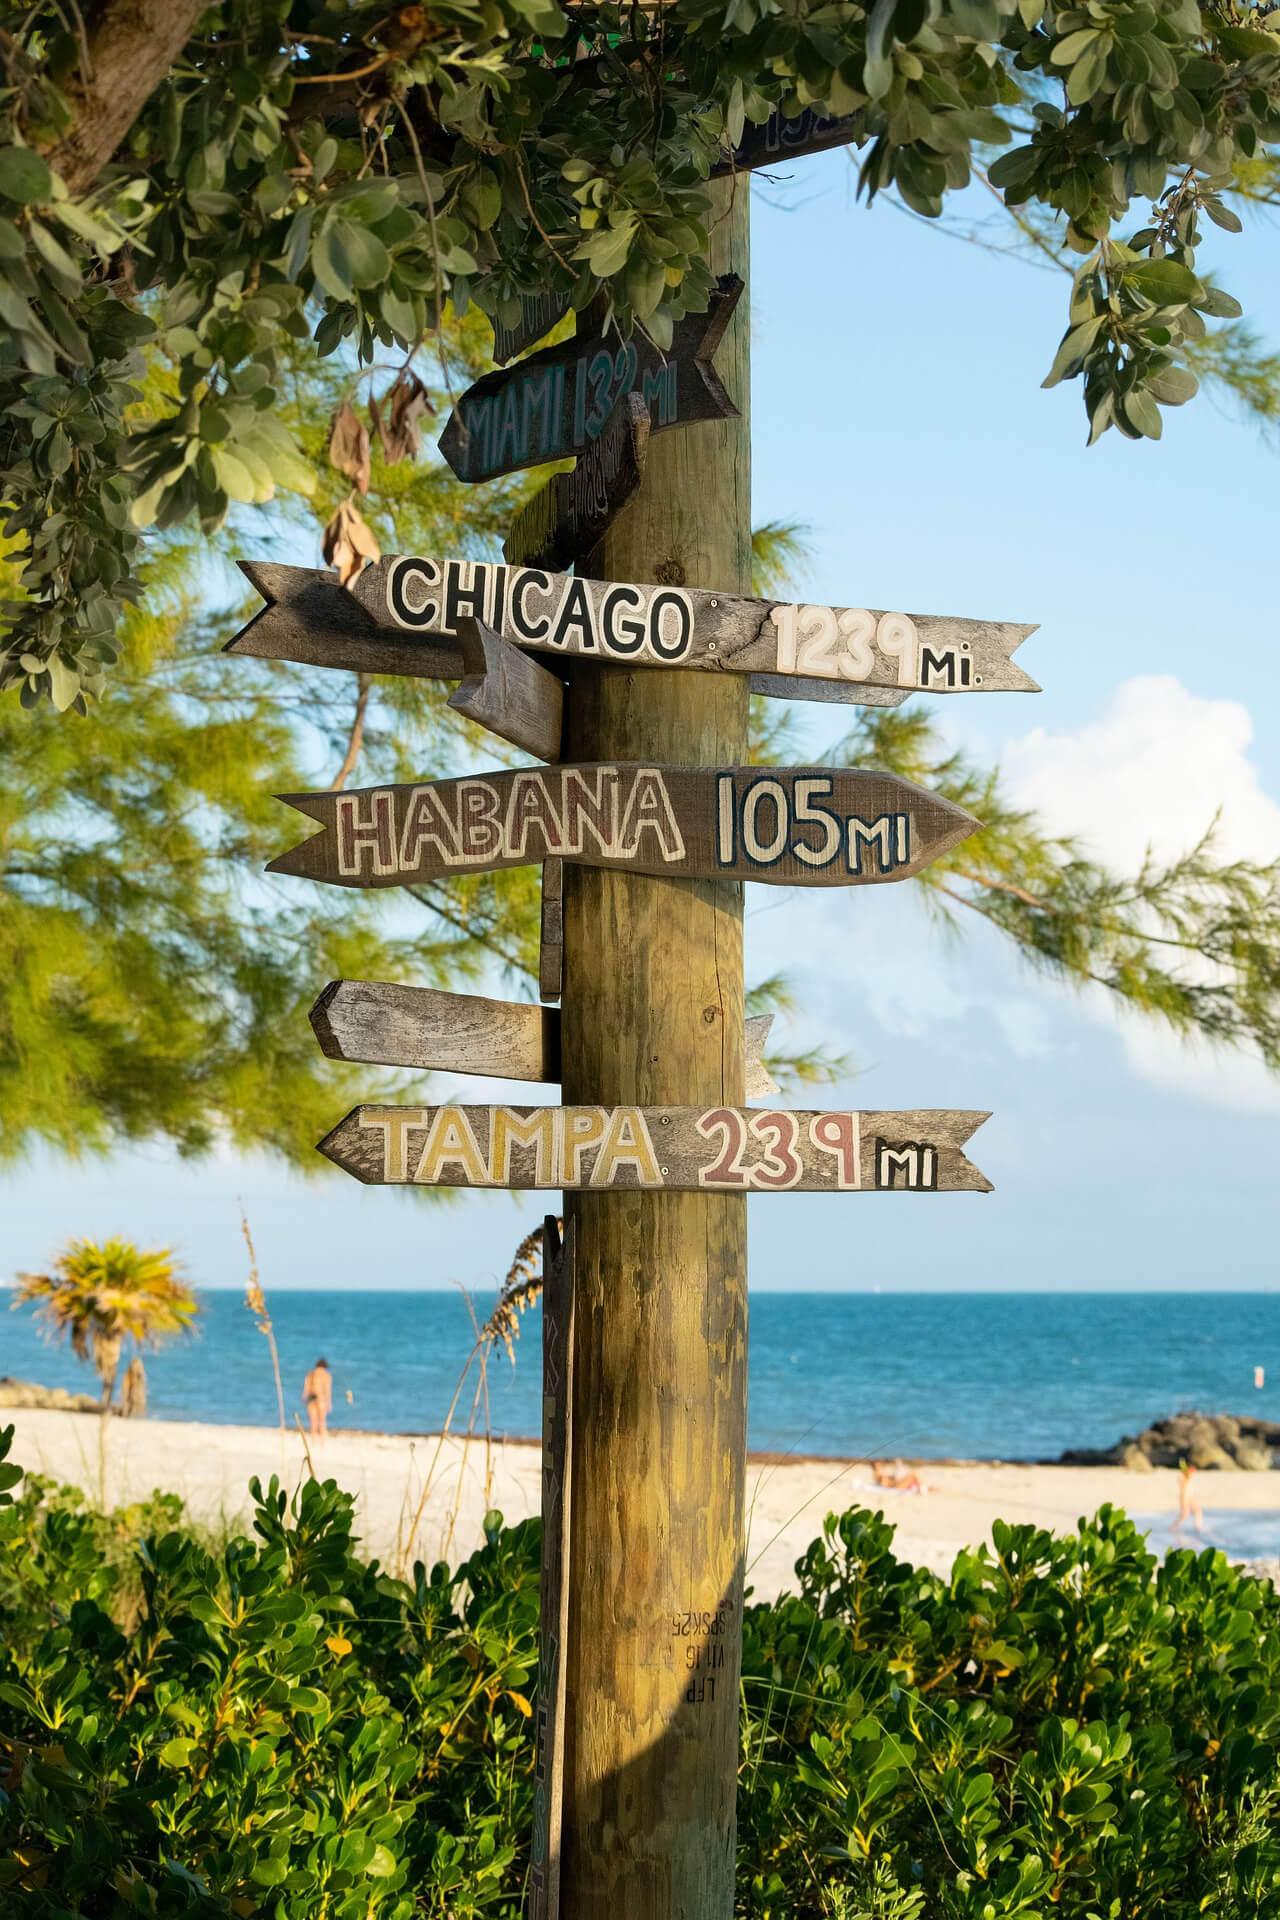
[1122,387,1163,439]
[28,220,80,292]
[333,220,390,290]
[212,450,256,502]
[312,223,353,302]
[367,1846,398,1879]
[251,1853,290,1887]
[0,146,53,204]
[1130,259,1200,305]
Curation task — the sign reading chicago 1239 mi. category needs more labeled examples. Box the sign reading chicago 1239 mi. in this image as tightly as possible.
[344,554,1038,698]
[267,762,978,891]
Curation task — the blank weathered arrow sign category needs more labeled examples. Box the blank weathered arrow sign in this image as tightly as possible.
[319,1103,992,1193]
[309,980,779,1097]
[505,391,649,571]
[226,562,913,711]
[346,555,1038,697]
[266,762,978,891]
[439,276,742,483]
[448,617,564,762]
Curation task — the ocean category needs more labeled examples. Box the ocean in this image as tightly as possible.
[4,1289,1278,1464]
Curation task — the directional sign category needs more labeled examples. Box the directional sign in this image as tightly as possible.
[712,105,861,177]
[319,1103,993,1193]
[439,275,742,484]
[492,289,572,365]
[227,562,913,711]
[448,617,564,763]
[505,391,649,571]
[309,980,779,1097]
[266,762,978,891]
[347,556,1038,698]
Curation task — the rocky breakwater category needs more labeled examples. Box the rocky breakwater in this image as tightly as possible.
[0,1375,103,1414]
[1059,1411,1280,1471]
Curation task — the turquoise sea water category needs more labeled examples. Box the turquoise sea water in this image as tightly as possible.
[4,1290,1279,1465]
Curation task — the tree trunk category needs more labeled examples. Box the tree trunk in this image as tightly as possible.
[44,0,211,197]
[557,173,752,1918]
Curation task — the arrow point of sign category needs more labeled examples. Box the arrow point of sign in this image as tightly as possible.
[688,273,744,420]
[317,1110,370,1180]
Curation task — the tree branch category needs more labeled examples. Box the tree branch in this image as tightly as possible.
[328,674,371,792]
[43,0,211,197]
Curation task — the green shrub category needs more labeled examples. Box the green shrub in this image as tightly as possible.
[1,1422,1278,1917]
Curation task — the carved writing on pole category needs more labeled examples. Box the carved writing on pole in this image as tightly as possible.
[318,1104,993,1193]
[266,763,978,891]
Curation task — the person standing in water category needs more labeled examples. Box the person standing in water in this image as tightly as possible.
[302,1357,332,1440]
[1172,1457,1204,1535]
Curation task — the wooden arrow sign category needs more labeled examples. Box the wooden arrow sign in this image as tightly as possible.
[227,562,913,711]
[448,617,564,762]
[505,391,649,571]
[439,276,742,484]
[712,105,861,177]
[345,556,1038,698]
[266,763,978,891]
[319,1103,993,1193]
[309,980,779,1097]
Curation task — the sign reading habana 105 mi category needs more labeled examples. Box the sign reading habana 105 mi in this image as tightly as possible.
[348,556,1038,697]
[267,763,977,891]
[320,1104,993,1194]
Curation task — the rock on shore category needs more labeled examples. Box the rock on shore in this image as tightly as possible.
[1059,1411,1280,1471]
[0,1376,102,1415]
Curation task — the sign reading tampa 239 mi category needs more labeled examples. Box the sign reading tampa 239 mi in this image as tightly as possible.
[267,764,977,890]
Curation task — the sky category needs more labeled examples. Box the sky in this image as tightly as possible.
[3,152,1280,1295]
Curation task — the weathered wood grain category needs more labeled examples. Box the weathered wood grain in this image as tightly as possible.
[348,555,1039,696]
[307,981,777,1095]
[438,277,742,483]
[529,1213,574,1920]
[505,392,650,572]
[539,858,563,1005]
[227,562,466,680]
[266,762,978,891]
[447,617,564,763]
[318,1103,993,1193]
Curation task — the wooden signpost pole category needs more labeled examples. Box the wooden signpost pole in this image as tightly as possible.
[556,176,751,1917]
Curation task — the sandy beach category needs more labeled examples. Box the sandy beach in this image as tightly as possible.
[8,1408,1280,1597]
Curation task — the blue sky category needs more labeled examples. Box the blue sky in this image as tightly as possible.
[3,153,1279,1294]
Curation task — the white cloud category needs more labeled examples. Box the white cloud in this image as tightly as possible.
[1003,677,1280,1112]
[1002,676,1280,871]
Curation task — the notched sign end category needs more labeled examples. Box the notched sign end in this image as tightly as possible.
[316,1108,369,1181]
[309,980,344,1059]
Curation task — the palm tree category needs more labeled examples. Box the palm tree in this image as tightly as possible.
[14,1236,198,1416]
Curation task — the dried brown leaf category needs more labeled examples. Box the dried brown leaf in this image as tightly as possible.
[374,371,433,465]
[328,401,371,494]
[323,498,381,587]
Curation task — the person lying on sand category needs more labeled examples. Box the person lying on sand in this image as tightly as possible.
[871,1458,926,1494]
